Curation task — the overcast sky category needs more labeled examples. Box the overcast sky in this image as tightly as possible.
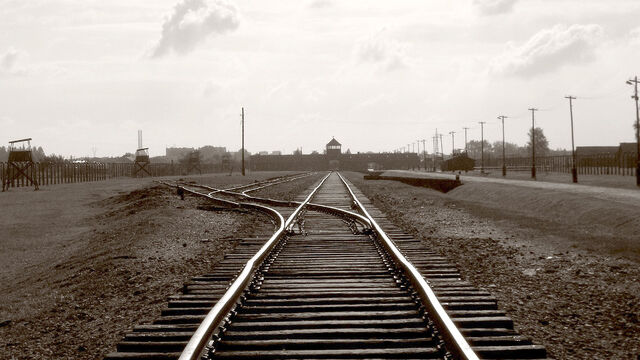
[1,0,640,157]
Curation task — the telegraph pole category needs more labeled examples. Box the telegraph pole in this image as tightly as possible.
[497,115,508,177]
[626,77,640,187]
[416,140,420,169]
[479,122,486,173]
[421,139,426,171]
[529,108,538,179]
[449,131,456,156]
[565,96,578,183]
[433,132,438,171]
[439,134,444,160]
[241,107,245,176]
[463,127,469,155]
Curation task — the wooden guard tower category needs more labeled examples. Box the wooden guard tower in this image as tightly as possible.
[133,147,150,177]
[132,130,151,177]
[3,138,39,191]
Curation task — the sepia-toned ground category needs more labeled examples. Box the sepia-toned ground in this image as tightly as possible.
[0,171,320,360]
[346,171,640,359]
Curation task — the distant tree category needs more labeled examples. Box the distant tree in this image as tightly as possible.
[311,150,319,155]
[490,141,528,157]
[32,146,46,161]
[0,146,7,162]
[345,148,351,154]
[41,154,67,163]
[466,140,492,159]
[293,148,302,155]
[526,127,550,156]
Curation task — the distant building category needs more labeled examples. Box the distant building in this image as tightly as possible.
[618,142,638,156]
[326,137,341,159]
[575,146,618,156]
[575,143,638,157]
[259,151,269,155]
[199,146,226,164]
[271,151,282,155]
[251,137,419,172]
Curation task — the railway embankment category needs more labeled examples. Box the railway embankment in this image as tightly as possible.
[347,171,640,359]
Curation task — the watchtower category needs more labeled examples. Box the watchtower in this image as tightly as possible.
[2,138,39,191]
[132,131,151,177]
[133,147,150,177]
[326,137,342,160]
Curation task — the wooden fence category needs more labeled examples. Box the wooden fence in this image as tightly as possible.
[473,152,638,176]
[1,162,220,190]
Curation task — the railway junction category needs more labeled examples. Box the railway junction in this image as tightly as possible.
[0,171,638,359]
[103,172,547,360]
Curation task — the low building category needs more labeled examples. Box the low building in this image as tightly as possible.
[251,138,419,172]
[575,146,618,156]
[618,142,638,156]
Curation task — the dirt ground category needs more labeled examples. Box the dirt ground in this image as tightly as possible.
[345,172,640,360]
[0,172,319,360]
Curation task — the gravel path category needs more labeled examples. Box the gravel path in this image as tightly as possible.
[385,169,640,206]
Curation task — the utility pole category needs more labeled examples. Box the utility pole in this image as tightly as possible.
[439,134,444,160]
[497,115,508,177]
[626,77,640,187]
[433,133,438,172]
[421,139,426,171]
[416,140,420,170]
[479,122,486,173]
[565,96,578,183]
[463,127,469,155]
[449,131,456,156]
[241,107,245,176]
[529,108,538,179]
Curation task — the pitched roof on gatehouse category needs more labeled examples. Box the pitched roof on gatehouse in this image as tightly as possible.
[327,137,341,146]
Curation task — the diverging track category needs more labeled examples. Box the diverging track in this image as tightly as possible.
[106,172,547,360]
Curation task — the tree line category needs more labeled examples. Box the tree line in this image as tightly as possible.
[463,127,569,160]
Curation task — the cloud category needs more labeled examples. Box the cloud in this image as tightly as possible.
[472,0,517,16]
[151,0,239,57]
[490,24,604,77]
[309,0,333,9]
[0,47,27,76]
[354,30,408,72]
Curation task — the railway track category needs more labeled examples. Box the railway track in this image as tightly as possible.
[106,172,547,360]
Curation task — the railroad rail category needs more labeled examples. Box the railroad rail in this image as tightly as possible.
[106,171,547,360]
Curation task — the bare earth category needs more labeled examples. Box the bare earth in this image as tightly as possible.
[346,172,640,359]
[0,172,319,360]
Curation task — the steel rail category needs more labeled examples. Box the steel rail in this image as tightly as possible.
[189,182,371,229]
[205,173,312,196]
[178,172,332,360]
[336,172,479,360]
